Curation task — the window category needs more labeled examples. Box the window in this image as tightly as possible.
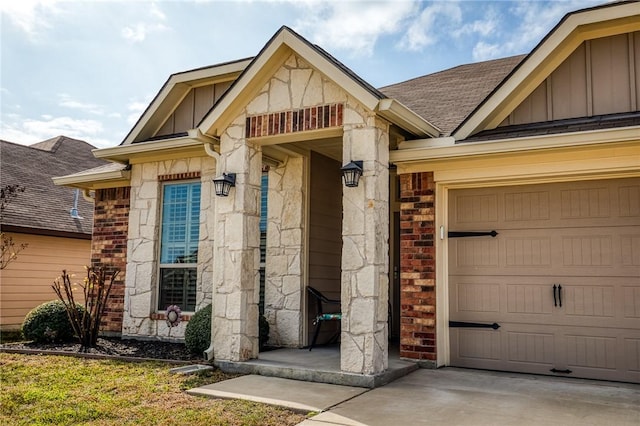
[259,172,268,315]
[158,181,201,311]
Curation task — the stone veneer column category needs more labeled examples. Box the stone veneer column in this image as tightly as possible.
[264,157,305,347]
[399,172,436,366]
[340,113,390,375]
[212,124,262,361]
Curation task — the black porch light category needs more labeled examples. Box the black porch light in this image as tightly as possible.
[341,161,363,188]
[213,173,236,197]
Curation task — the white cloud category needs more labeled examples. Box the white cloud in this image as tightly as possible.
[399,1,462,51]
[150,2,166,21]
[454,7,499,38]
[294,1,417,56]
[471,0,604,61]
[121,2,169,42]
[0,0,62,38]
[0,115,116,148]
[58,94,105,115]
[121,23,158,42]
[472,41,502,61]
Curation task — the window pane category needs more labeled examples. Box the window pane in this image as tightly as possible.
[159,268,197,311]
[160,182,201,264]
[159,181,200,312]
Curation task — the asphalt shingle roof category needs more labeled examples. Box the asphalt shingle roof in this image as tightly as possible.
[379,55,526,136]
[0,136,108,236]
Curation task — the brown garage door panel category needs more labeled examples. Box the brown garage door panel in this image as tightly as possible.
[450,325,640,382]
[448,178,640,383]
[450,179,640,230]
[450,275,638,328]
[449,227,639,278]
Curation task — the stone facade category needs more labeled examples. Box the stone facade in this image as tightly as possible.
[210,52,391,374]
[341,113,390,375]
[92,187,130,333]
[264,156,306,347]
[211,124,262,361]
[399,172,437,366]
[122,157,217,340]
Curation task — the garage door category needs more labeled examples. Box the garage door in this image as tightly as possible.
[448,178,640,383]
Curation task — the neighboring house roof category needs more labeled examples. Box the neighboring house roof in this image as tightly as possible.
[379,55,525,136]
[1,136,108,237]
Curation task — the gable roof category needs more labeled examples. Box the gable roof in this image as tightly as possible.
[123,58,253,145]
[379,55,525,136]
[197,25,440,139]
[454,0,640,140]
[1,136,108,237]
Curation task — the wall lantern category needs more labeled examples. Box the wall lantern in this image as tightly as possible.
[213,173,236,197]
[340,161,363,188]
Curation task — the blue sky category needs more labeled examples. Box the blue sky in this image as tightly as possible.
[1,0,606,148]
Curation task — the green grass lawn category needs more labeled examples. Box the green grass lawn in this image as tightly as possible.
[0,353,307,425]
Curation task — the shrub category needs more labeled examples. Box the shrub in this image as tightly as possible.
[52,266,118,350]
[185,304,211,356]
[22,300,83,343]
[184,304,271,357]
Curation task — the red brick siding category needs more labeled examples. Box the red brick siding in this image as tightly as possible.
[158,171,200,182]
[246,103,343,138]
[399,172,436,363]
[92,187,130,334]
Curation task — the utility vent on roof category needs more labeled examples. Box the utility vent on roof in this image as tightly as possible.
[70,189,83,219]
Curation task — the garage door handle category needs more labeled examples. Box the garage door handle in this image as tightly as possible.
[558,285,562,307]
[448,230,499,238]
[449,321,500,330]
[550,368,572,374]
[553,284,563,307]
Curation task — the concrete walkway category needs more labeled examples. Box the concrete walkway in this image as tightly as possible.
[189,368,640,426]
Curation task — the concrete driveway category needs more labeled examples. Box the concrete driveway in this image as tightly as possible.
[190,367,639,426]
[300,368,640,426]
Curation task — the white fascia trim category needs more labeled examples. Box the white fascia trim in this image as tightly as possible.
[93,135,206,162]
[454,3,640,140]
[390,126,640,164]
[398,136,455,150]
[377,99,441,138]
[52,169,131,188]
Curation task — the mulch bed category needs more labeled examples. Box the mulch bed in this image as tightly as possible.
[0,336,203,362]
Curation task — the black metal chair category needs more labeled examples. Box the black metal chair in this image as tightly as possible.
[307,286,341,351]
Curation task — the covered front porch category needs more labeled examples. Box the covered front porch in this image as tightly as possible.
[200,27,438,381]
[210,110,394,377]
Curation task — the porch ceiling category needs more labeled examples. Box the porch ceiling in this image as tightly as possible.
[280,136,343,162]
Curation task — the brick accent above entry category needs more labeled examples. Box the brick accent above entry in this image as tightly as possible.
[399,172,437,366]
[158,171,201,182]
[246,103,343,138]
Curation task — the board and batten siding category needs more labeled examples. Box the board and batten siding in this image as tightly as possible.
[307,152,342,344]
[156,81,233,136]
[501,32,640,126]
[0,233,91,331]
